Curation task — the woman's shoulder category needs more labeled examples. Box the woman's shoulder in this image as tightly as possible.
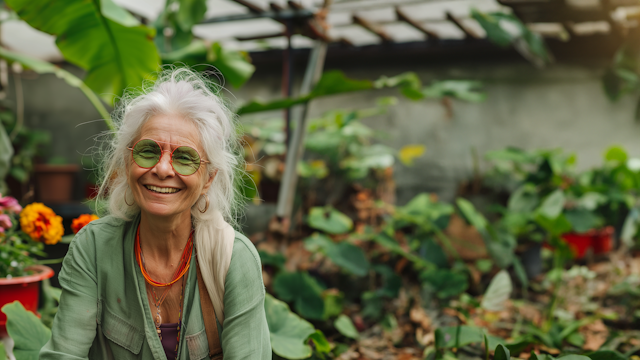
[69,215,130,250]
[230,231,262,271]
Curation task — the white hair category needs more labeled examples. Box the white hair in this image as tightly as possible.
[96,66,245,323]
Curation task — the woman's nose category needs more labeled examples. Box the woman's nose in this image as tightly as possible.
[153,151,175,178]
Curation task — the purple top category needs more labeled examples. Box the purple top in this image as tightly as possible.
[159,323,179,360]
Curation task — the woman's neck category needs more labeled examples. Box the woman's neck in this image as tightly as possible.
[138,210,192,264]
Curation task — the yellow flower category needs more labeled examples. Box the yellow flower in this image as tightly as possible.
[20,203,64,245]
[71,214,99,234]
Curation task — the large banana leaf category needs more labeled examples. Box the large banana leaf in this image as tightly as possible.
[6,0,160,104]
[0,47,112,129]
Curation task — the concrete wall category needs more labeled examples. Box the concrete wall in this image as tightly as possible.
[8,60,640,220]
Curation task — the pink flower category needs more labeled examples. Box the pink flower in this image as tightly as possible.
[0,194,22,214]
[0,214,12,231]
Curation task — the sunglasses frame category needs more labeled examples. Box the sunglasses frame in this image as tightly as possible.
[128,138,210,176]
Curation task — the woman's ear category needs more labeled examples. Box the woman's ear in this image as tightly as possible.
[202,169,218,194]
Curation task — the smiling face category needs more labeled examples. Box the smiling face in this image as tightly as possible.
[127,114,213,219]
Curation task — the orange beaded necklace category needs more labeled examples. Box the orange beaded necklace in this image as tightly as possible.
[134,225,194,287]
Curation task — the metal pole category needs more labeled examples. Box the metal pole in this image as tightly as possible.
[275,40,328,220]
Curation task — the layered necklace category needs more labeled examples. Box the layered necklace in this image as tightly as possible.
[134,225,194,356]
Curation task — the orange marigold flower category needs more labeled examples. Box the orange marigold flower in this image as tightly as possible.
[20,203,64,245]
[71,214,99,234]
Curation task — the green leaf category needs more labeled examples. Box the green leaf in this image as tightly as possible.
[481,270,512,311]
[508,185,539,213]
[564,209,601,233]
[536,190,566,219]
[272,272,325,320]
[307,207,353,235]
[311,70,373,97]
[494,344,511,360]
[556,356,591,360]
[421,269,468,299]
[605,146,628,164]
[304,234,369,276]
[334,314,359,339]
[0,342,5,360]
[264,294,315,359]
[0,47,111,127]
[2,301,51,360]
[586,350,626,360]
[0,121,12,194]
[535,213,572,236]
[7,0,161,105]
[101,0,140,26]
[308,330,331,354]
[435,326,504,349]
[176,0,207,31]
[258,250,286,269]
[326,242,370,277]
[422,80,487,103]
[456,198,488,231]
[161,40,254,88]
[530,352,556,360]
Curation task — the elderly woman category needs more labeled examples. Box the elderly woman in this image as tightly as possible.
[40,68,271,360]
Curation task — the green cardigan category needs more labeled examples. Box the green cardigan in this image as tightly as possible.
[40,215,271,360]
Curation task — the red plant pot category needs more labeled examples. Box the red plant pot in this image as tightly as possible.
[591,226,614,255]
[561,226,615,259]
[561,233,592,259]
[0,265,54,338]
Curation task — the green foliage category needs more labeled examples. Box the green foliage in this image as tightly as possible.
[421,268,469,299]
[307,207,353,235]
[0,212,46,278]
[272,271,325,320]
[0,47,111,126]
[304,233,370,276]
[237,70,486,115]
[2,301,51,360]
[472,9,551,67]
[307,330,331,355]
[7,0,161,105]
[264,294,316,359]
[334,314,359,339]
[160,41,255,87]
[435,326,504,349]
[494,344,511,360]
[0,117,12,194]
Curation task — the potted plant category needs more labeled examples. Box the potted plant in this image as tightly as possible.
[34,156,79,204]
[0,195,64,337]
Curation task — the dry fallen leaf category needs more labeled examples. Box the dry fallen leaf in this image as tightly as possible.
[410,306,432,330]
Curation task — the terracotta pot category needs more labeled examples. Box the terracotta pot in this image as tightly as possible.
[0,265,54,337]
[561,226,615,259]
[34,164,79,203]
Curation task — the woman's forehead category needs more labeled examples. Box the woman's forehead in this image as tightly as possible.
[139,114,201,148]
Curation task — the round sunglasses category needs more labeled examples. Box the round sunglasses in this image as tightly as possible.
[128,139,209,176]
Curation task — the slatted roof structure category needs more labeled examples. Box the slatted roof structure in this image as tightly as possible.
[134,0,640,65]
[7,0,640,66]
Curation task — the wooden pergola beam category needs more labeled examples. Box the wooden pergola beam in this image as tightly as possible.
[353,14,393,43]
[446,12,482,39]
[287,1,304,10]
[270,2,285,11]
[236,31,286,41]
[231,0,264,14]
[395,7,439,40]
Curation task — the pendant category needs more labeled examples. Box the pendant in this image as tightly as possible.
[155,313,162,326]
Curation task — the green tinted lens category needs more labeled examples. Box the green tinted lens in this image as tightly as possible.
[172,146,201,175]
[132,139,161,168]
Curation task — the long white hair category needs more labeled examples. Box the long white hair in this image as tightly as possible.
[97,66,244,323]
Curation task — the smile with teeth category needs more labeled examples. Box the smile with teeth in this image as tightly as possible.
[145,185,181,194]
